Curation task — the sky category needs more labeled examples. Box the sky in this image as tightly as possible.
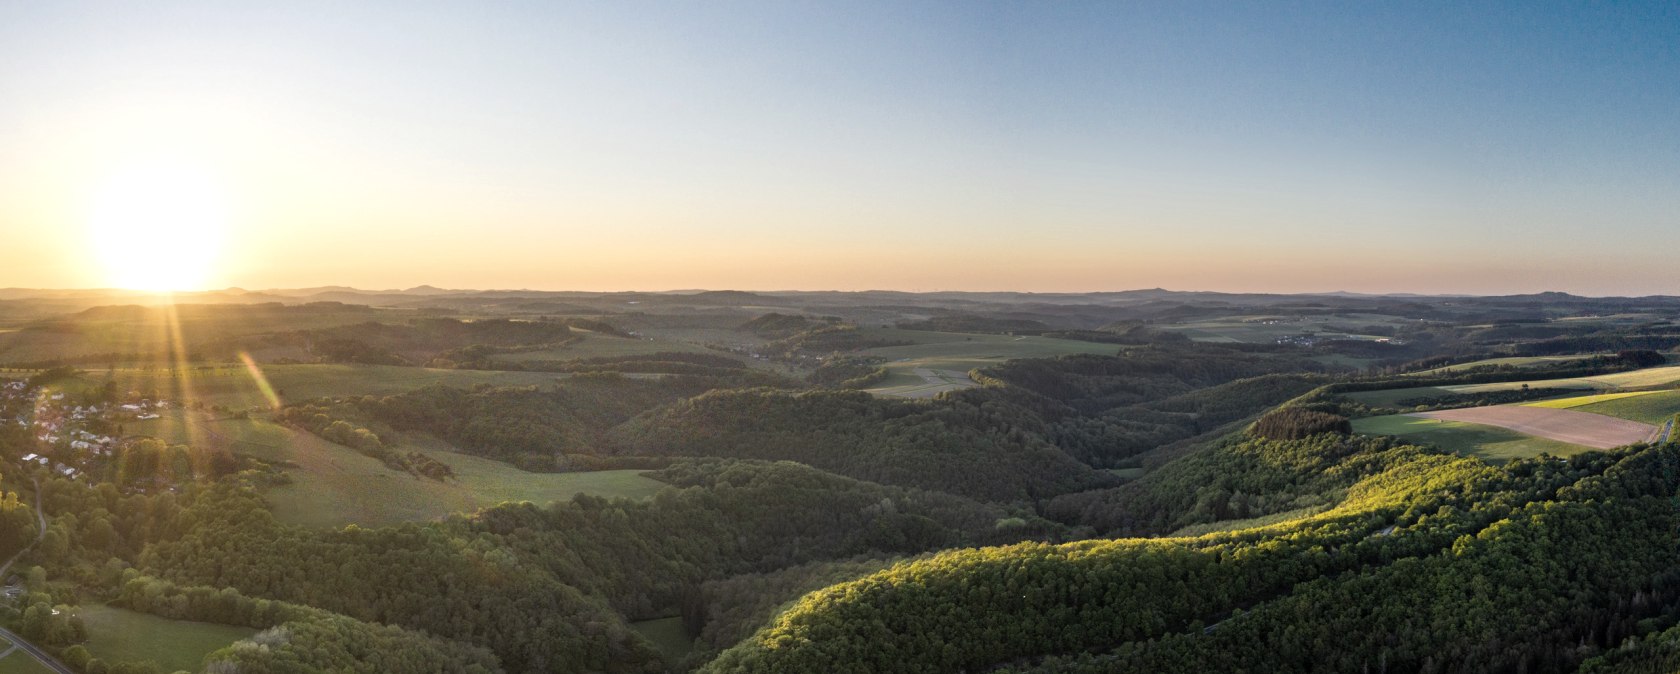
[1,1,1678,294]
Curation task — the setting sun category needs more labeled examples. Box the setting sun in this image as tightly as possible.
[85,158,228,291]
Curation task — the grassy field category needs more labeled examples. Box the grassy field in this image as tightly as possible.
[136,409,670,527]
[264,428,670,528]
[75,604,256,673]
[0,651,54,674]
[630,616,695,663]
[1560,390,1680,424]
[1352,414,1595,462]
[1343,386,1457,407]
[494,332,714,362]
[127,408,293,453]
[855,328,1115,397]
[1410,355,1597,376]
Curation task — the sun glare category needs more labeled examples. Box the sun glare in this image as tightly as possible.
[86,159,229,291]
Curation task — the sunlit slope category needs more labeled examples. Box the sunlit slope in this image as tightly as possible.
[129,408,666,527]
[704,437,1680,674]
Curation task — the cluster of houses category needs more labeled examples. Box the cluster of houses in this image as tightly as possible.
[0,380,174,482]
[1275,333,1405,347]
[19,453,78,479]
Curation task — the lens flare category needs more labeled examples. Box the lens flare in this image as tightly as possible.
[239,352,282,409]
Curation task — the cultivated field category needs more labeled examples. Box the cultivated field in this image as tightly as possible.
[1544,390,1680,425]
[1409,406,1658,450]
[856,328,1115,398]
[1346,364,1680,407]
[75,604,256,673]
[1442,364,1680,394]
[1351,414,1595,462]
[1522,391,1661,409]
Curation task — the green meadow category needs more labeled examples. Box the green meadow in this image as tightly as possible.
[1343,386,1457,407]
[0,653,54,674]
[132,409,669,528]
[630,616,695,664]
[75,604,256,673]
[264,430,669,528]
[1555,390,1680,425]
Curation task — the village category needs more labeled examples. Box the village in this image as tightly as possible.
[1,379,170,485]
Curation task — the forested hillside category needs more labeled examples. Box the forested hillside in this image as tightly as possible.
[4,293,1680,673]
[708,439,1679,674]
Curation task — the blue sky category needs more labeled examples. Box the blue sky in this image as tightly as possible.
[1,1,1677,293]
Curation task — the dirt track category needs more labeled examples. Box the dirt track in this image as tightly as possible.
[1408,406,1658,449]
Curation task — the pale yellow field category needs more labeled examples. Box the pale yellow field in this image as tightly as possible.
[1523,391,1660,409]
[1443,365,1680,394]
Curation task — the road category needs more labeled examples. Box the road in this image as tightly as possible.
[0,626,75,674]
[0,478,75,674]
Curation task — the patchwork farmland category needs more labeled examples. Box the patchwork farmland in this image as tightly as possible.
[1408,405,1660,450]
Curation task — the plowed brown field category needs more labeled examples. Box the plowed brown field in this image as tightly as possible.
[1408,406,1659,450]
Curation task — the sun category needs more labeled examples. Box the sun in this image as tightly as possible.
[86,159,229,291]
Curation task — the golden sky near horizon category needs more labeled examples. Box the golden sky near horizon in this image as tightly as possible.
[3,3,1678,295]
